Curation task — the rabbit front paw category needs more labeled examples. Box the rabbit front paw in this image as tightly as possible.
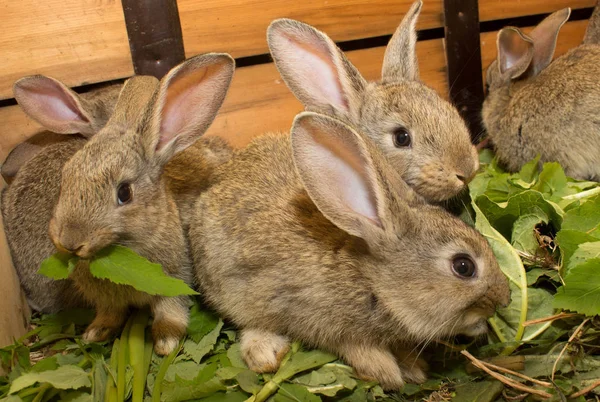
[83,309,127,342]
[240,328,290,373]
[339,343,405,390]
[151,296,189,356]
[394,347,428,384]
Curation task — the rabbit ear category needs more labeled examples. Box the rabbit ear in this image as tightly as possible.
[109,76,159,127]
[268,19,366,119]
[291,112,397,240]
[528,8,571,75]
[497,27,535,79]
[382,0,422,82]
[583,1,600,44]
[13,76,96,137]
[142,53,235,166]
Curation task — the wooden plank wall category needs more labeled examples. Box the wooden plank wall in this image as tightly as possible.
[0,0,596,343]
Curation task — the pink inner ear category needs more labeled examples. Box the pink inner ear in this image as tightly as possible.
[303,123,381,226]
[156,62,227,152]
[499,30,532,74]
[277,30,348,112]
[21,79,89,125]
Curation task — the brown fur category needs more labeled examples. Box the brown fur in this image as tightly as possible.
[47,54,234,355]
[268,1,478,202]
[190,113,510,389]
[1,83,122,312]
[3,55,234,355]
[483,7,600,180]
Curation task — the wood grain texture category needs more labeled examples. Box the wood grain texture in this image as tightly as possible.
[479,0,596,22]
[205,38,448,147]
[179,0,445,59]
[0,0,133,100]
[0,178,30,352]
[0,39,447,158]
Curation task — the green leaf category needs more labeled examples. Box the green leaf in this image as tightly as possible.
[38,252,77,280]
[294,368,336,387]
[235,370,261,394]
[198,391,249,402]
[59,391,93,402]
[472,202,529,345]
[181,320,224,364]
[532,162,570,200]
[567,241,600,274]
[226,344,247,369]
[517,156,540,185]
[273,383,322,402]
[561,196,600,238]
[165,361,203,382]
[554,258,600,315]
[452,380,504,402]
[187,304,220,343]
[476,191,563,239]
[511,212,548,254]
[89,245,197,296]
[161,364,225,402]
[556,229,599,268]
[492,284,555,342]
[272,350,337,383]
[9,365,91,394]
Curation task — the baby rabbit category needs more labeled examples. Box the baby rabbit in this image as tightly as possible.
[482,6,600,180]
[267,1,479,202]
[2,78,122,313]
[191,112,510,389]
[42,53,234,355]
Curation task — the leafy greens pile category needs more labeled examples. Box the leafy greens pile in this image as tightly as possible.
[1,151,600,402]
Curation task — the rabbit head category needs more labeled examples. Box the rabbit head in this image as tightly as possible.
[484,8,571,93]
[268,1,478,202]
[48,54,235,260]
[291,113,510,340]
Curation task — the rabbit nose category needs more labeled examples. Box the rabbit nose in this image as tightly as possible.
[53,238,87,256]
[456,174,467,184]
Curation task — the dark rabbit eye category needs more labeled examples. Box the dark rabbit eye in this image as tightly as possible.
[393,127,411,148]
[117,183,132,205]
[452,254,476,278]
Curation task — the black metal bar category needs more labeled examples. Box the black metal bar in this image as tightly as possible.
[121,0,186,79]
[443,0,485,143]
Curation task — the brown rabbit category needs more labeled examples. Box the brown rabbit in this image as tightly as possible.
[2,67,232,317]
[2,79,122,313]
[190,112,510,389]
[482,7,600,180]
[36,53,234,355]
[267,1,479,202]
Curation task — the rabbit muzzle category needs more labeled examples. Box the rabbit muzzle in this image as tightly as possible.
[49,217,115,259]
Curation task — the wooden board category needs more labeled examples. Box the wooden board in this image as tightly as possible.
[0,0,133,100]
[179,0,445,59]
[0,178,30,352]
[205,38,448,147]
[480,20,588,70]
[479,0,596,22]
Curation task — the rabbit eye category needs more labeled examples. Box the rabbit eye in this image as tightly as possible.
[393,127,411,148]
[452,254,476,278]
[117,183,132,206]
